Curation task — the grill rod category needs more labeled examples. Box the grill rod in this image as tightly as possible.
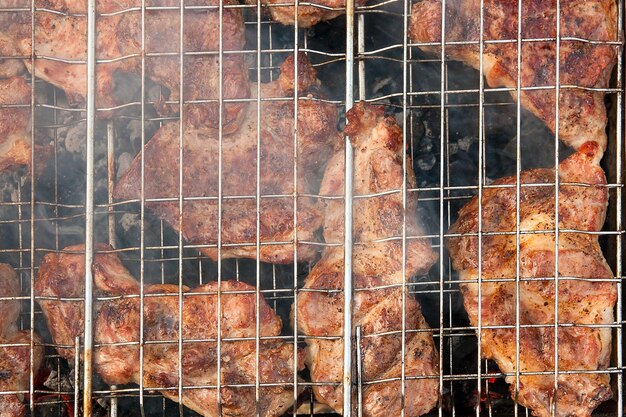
[82,0,97,412]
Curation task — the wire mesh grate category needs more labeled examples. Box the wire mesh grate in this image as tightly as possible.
[0,0,623,415]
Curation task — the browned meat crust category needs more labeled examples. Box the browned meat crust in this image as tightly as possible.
[409,0,617,153]
[113,54,340,264]
[0,0,249,131]
[0,264,44,417]
[35,243,304,417]
[446,142,616,417]
[246,0,366,28]
[296,102,439,416]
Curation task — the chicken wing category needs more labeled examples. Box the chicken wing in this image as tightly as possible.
[114,54,340,264]
[296,102,439,416]
[35,243,303,417]
[409,0,617,153]
[446,142,616,417]
[0,263,44,417]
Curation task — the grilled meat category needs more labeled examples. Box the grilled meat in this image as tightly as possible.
[0,77,31,173]
[35,244,303,417]
[0,0,249,130]
[446,142,616,417]
[0,75,52,174]
[114,54,340,264]
[296,102,439,416]
[409,0,617,153]
[247,0,366,28]
[0,264,44,417]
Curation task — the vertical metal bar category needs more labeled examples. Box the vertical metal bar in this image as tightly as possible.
[553,1,562,415]
[53,89,60,251]
[356,10,364,415]
[74,337,80,417]
[485,359,492,416]
[356,326,363,417]
[615,0,624,415]
[104,126,116,417]
[29,0,36,412]
[514,0,523,414]
[106,119,117,417]
[177,0,186,413]
[216,0,225,413]
[255,2,262,415]
[291,8,300,415]
[438,1,447,415]
[357,13,365,100]
[139,0,146,414]
[476,0,485,414]
[443,53,455,417]
[83,0,98,410]
[343,0,355,412]
[107,121,117,249]
[400,0,410,414]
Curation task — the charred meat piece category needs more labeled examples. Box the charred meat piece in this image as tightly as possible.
[446,142,616,417]
[0,0,249,130]
[35,244,303,417]
[409,0,617,153]
[296,102,439,416]
[114,54,340,264]
[247,0,366,28]
[0,264,44,417]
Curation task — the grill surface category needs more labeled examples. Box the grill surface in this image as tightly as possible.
[0,0,623,416]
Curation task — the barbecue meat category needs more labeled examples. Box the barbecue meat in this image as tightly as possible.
[0,0,249,130]
[35,244,303,417]
[446,142,616,417]
[296,102,439,416]
[0,75,52,174]
[114,54,340,264]
[0,0,28,80]
[409,0,617,153]
[0,263,44,417]
[0,77,31,173]
[247,0,366,28]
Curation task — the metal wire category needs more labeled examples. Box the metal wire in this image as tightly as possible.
[0,0,623,416]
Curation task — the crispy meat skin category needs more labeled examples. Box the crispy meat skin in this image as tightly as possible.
[446,142,617,417]
[296,103,439,416]
[409,0,617,153]
[114,54,339,264]
[246,0,366,28]
[35,244,303,417]
[0,0,249,130]
[0,264,44,417]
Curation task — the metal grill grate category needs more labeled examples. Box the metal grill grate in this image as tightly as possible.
[0,0,623,415]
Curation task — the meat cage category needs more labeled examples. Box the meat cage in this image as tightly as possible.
[0,0,623,415]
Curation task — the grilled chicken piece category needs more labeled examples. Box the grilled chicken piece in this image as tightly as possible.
[35,244,303,417]
[0,264,44,417]
[0,0,28,79]
[409,0,617,153]
[114,54,339,264]
[0,0,249,130]
[446,142,616,417]
[0,77,31,173]
[0,75,52,174]
[296,102,439,416]
[247,0,366,28]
